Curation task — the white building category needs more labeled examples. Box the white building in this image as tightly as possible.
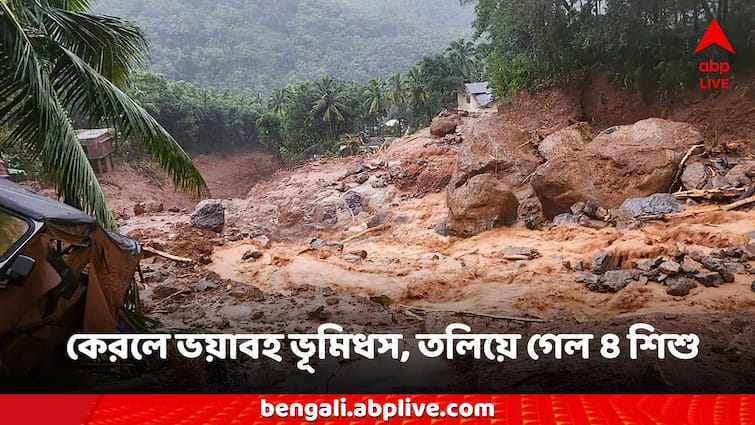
[457,82,497,113]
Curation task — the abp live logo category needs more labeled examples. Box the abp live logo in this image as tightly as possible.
[695,18,736,89]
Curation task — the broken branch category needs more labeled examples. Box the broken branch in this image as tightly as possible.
[669,144,705,192]
[724,194,755,211]
[341,223,390,244]
[143,246,194,263]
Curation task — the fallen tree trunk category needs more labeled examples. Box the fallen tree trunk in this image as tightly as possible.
[673,187,746,201]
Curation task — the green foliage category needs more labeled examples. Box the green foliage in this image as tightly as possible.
[93,0,476,92]
[255,112,283,158]
[468,0,755,96]
[0,0,206,230]
[128,72,265,154]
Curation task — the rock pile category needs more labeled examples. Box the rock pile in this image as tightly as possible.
[446,118,703,236]
[577,243,752,296]
[681,158,755,190]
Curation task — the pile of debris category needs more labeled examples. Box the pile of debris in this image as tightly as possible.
[575,239,755,296]
[681,157,754,191]
[552,193,685,230]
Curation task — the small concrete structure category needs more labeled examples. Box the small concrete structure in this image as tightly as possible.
[457,82,497,113]
[77,129,116,174]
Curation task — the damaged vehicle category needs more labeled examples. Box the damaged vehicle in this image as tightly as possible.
[0,178,142,377]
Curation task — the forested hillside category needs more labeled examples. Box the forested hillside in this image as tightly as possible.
[94,0,475,91]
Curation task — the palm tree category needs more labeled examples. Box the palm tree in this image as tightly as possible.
[0,0,206,230]
[268,87,290,116]
[406,66,428,113]
[387,73,405,107]
[311,75,351,140]
[446,38,480,81]
[363,79,387,116]
[363,78,387,131]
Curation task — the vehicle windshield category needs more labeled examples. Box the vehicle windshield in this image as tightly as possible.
[0,210,30,259]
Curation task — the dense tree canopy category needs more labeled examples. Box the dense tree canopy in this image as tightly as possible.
[464,0,755,96]
[94,0,476,92]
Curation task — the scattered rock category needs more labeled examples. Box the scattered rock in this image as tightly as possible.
[368,212,390,228]
[751,280,755,293]
[499,246,540,259]
[133,203,146,216]
[309,238,344,251]
[434,217,449,236]
[371,178,387,189]
[724,262,745,274]
[344,254,363,263]
[168,206,181,213]
[725,161,755,186]
[307,306,331,322]
[599,270,634,292]
[591,251,614,274]
[681,162,710,190]
[370,295,393,306]
[637,257,663,272]
[619,193,684,218]
[681,257,702,274]
[724,246,750,260]
[242,248,263,261]
[252,235,272,249]
[575,272,599,286]
[342,190,366,215]
[665,277,697,296]
[193,278,218,291]
[699,256,735,283]
[191,200,225,232]
[355,174,369,185]
[419,253,441,262]
[573,261,585,272]
[348,250,368,259]
[659,261,682,275]
[344,162,367,177]
[145,201,164,214]
[219,305,253,322]
[693,272,724,288]
[198,255,213,265]
[393,213,410,224]
[553,213,578,226]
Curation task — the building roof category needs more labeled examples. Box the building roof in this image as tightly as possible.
[463,82,491,95]
[462,82,495,107]
[76,129,111,141]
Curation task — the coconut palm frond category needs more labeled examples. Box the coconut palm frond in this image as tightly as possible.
[0,1,207,229]
[50,45,207,197]
[1,2,116,227]
[43,8,148,86]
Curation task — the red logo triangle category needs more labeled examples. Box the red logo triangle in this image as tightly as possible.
[694,18,735,54]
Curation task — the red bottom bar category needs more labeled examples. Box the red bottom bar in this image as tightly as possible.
[2,395,754,425]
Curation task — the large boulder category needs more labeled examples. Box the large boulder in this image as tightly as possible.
[446,123,541,236]
[191,199,225,232]
[447,174,519,236]
[430,112,459,137]
[530,119,703,218]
